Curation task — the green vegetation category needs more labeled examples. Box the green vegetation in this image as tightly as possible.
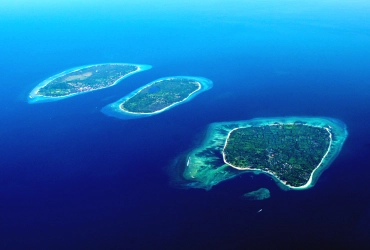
[37,64,138,97]
[121,78,200,113]
[223,124,331,187]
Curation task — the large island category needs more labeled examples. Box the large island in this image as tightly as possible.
[170,117,347,191]
[28,63,151,103]
[102,76,213,119]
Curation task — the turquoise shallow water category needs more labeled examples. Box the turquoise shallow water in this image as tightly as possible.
[1,1,370,249]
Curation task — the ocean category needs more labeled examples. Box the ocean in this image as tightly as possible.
[1,0,370,249]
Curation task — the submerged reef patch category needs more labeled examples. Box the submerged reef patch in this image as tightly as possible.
[241,188,271,201]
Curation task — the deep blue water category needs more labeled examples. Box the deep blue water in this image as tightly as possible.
[1,1,370,249]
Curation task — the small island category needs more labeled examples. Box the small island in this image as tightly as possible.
[102,76,213,119]
[28,63,151,103]
[169,117,347,191]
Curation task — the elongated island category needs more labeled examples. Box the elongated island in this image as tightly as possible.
[102,76,213,119]
[170,117,347,191]
[28,63,151,103]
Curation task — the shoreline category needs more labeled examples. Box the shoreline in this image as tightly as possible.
[221,123,333,190]
[28,63,152,104]
[101,76,213,120]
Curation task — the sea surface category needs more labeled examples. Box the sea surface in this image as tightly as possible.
[1,1,370,249]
